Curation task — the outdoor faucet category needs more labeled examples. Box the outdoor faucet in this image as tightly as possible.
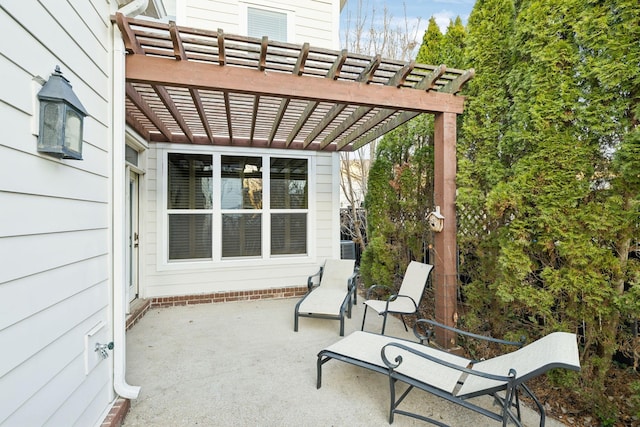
[95,342,114,359]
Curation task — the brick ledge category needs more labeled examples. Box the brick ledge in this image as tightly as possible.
[149,286,308,308]
[100,398,130,427]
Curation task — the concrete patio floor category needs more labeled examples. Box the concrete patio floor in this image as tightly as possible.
[122,297,568,427]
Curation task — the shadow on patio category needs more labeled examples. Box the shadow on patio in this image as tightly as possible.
[122,297,567,426]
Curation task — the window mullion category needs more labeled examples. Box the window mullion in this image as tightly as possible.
[263,154,270,258]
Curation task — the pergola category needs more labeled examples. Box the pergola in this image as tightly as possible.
[114,13,474,347]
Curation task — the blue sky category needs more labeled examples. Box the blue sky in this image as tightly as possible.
[341,0,476,35]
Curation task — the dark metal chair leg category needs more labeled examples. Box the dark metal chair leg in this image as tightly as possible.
[361,305,368,330]
[381,312,388,334]
[388,376,396,424]
[400,315,408,331]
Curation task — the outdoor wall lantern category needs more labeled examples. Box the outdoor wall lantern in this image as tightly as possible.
[37,66,88,160]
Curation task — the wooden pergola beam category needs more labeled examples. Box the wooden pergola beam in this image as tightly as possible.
[294,42,310,76]
[351,110,418,150]
[442,69,475,94]
[146,132,338,150]
[268,99,289,145]
[285,101,318,147]
[217,29,226,65]
[327,49,348,80]
[250,95,260,143]
[116,12,143,54]
[416,64,448,91]
[259,36,268,71]
[169,21,185,59]
[389,61,416,87]
[360,54,381,84]
[320,107,371,149]
[223,91,233,141]
[125,55,466,114]
[337,108,394,150]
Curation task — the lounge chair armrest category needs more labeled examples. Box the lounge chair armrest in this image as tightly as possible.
[307,267,323,291]
[384,293,417,307]
[347,270,359,289]
[364,284,393,300]
[381,342,515,383]
[413,318,525,349]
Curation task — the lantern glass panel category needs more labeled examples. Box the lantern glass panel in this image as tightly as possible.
[65,109,82,154]
[42,102,63,149]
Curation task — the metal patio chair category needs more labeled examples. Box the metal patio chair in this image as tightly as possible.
[294,259,358,336]
[361,261,433,334]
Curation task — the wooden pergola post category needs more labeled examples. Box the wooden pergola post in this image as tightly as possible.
[433,112,458,349]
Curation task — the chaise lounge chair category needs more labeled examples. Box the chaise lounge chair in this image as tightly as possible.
[361,261,433,334]
[294,259,358,336]
[317,319,580,426]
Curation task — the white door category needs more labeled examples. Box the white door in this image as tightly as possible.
[126,169,140,303]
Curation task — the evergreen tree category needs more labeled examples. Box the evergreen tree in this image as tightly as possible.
[459,0,640,421]
[439,17,468,69]
[416,17,443,64]
[456,0,517,327]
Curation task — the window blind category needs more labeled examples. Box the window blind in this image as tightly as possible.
[247,7,287,42]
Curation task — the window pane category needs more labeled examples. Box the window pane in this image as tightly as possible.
[222,213,262,257]
[221,156,262,209]
[270,158,307,209]
[271,213,307,255]
[168,153,213,209]
[247,7,287,42]
[169,214,212,260]
[125,145,139,166]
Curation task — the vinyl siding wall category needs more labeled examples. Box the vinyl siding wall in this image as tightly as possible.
[180,0,340,48]
[140,145,339,298]
[0,1,115,425]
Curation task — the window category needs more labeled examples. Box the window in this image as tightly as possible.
[247,6,288,42]
[165,152,309,262]
[167,153,213,260]
[270,157,307,255]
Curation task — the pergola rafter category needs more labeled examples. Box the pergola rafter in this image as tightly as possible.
[113,14,472,151]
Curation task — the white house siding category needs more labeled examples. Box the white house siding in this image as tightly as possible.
[180,0,340,48]
[140,146,339,298]
[0,1,116,426]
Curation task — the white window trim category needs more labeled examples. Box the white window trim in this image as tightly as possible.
[238,2,296,43]
[156,145,316,271]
